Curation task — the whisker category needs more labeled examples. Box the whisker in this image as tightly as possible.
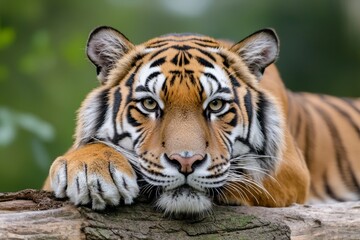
[210,187,229,205]
[140,183,156,196]
[227,174,263,196]
[223,182,249,203]
[229,154,280,183]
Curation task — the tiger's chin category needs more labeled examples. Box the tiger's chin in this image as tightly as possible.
[155,186,212,218]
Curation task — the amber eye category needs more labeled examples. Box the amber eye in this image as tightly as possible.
[208,99,225,113]
[142,98,158,111]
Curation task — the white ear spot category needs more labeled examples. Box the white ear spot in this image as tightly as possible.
[86,26,134,84]
[231,29,279,79]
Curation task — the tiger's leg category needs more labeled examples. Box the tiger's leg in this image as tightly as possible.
[44,143,139,210]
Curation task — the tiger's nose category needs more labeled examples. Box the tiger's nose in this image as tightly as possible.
[167,153,205,175]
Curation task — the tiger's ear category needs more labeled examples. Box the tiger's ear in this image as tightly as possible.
[86,26,134,84]
[230,29,279,80]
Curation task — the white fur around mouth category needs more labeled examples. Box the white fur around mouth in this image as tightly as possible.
[156,186,212,215]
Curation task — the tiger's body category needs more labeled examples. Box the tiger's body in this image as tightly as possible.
[287,92,360,203]
[261,65,360,204]
[44,26,360,216]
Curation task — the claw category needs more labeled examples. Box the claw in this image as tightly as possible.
[49,144,139,210]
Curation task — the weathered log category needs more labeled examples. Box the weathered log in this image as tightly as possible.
[0,189,359,239]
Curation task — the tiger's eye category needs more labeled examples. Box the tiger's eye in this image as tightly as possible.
[142,98,158,111]
[208,99,224,112]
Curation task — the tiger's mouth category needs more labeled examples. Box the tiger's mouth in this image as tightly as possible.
[156,185,212,217]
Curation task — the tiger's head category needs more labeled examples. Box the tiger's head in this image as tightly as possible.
[76,26,284,216]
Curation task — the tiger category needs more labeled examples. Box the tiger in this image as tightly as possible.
[43,26,360,216]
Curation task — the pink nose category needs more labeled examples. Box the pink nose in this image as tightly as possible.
[168,153,205,174]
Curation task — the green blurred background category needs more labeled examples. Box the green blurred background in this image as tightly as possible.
[0,0,359,192]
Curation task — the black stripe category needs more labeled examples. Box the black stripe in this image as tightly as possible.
[131,54,145,67]
[227,113,237,127]
[169,70,181,75]
[150,57,166,68]
[147,42,168,48]
[234,137,256,153]
[321,95,360,138]
[149,44,218,63]
[84,163,88,183]
[172,45,192,51]
[222,133,232,154]
[108,162,117,186]
[217,106,236,119]
[342,97,360,114]
[161,77,168,95]
[147,37,218,45]
[122,177,129,191]
[171,53,179,65]
[314,104,360,198]
[76,176,80,195]
[204,72,218,82]
[95,89,109,131]
[150,47,169,60]
[194,42,218,48]
[97,179,103,193]
[216,88,231,94]
[112,132,131,144]
[196,56,214,68]
[255,93,279,172]
[135,85,149,93]
[256,92,267,154]
[229,76,241,87]
[324,172,344,201]
[196,48,216,62]
[125,71,137,104]
[112,87,122,142]
[244,90,253,139]
[96,66,101,75]
[219,53,230,68]
[133,130,145,147]
[181,53,192,66]
[301,103,313,166]
[127,106,143,127]
[170,74,177,86]
[185,69,194,75]
[145,72,161,87]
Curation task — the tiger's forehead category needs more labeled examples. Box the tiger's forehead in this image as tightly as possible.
[133,35,233,105]
[143,34,221,49]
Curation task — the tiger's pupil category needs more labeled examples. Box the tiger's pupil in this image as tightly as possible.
[142,98,158,111]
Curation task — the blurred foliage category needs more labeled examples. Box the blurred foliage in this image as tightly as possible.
[0,0,359,191]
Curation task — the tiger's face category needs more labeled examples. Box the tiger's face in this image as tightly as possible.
[78,27,284,215]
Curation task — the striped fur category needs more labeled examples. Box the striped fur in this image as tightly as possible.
[44,26,359,216]
[287,92,360,203]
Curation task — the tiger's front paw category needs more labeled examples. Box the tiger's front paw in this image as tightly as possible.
[49,143,139,210]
